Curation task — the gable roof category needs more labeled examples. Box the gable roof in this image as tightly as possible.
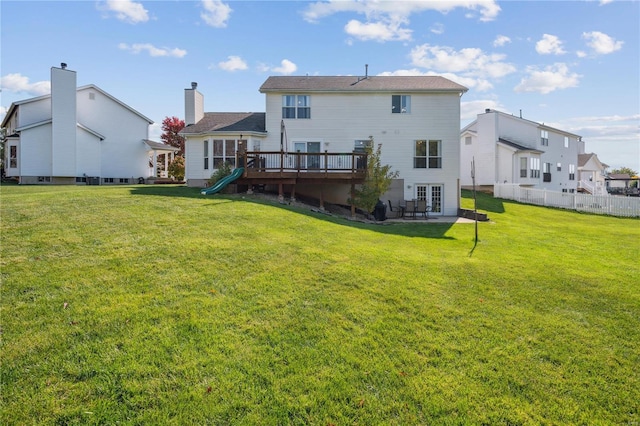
[259,76,468,93]
[180,112,266,135]
[1,84,153,128]
[578,153,608,169]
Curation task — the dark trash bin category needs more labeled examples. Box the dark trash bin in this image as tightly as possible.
[372,199,387,221]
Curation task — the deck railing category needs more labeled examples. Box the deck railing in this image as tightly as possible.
[240,151,368,175]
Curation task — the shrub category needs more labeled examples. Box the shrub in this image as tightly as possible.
[207,162,232,186]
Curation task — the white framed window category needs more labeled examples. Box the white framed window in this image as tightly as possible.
[9,145,17,168]
[530,158,540,178]
[282,95,310,119]
[392,95,411,114]
[520,157,528,178]
[557,162,562,171]
[414,140,441,168]
[213,139,237,168]
[203,140,209,170]
[569,164,575,180]
[564,136,569,148]
[541,130,549,146]
[465,136,472,145]
[354,139,372,152]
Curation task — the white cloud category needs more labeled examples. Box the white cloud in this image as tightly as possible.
[410,44,516,79]
[100,0,149,24]
[0,73,51,96]
[493,35,511,47]
[461,100,504,122]
[263,59,297,75]
[218,56,248,72]
[344,19,412,42]
[536,34,566,55]
[582,31,623,55]
[201,0,232,28]
[576,50,587,58]
[430,23,444,35]
[118,43,187,58]
[514,63,581,94]
[302,0,500,42]
[376,68,493,92]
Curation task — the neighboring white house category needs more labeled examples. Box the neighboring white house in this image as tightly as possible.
[460,109,581,193]
[1,64,175,184]
[182,73,468,216]
[577,142,608,195]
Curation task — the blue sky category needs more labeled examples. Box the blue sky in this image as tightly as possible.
[1,0,639,172]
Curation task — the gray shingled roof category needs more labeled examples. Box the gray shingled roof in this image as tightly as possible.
[259,76,468,93]
[181,112,266,134]
[498,138,544,153]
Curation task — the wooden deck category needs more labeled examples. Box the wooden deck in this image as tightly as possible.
[236,150,368,213]
[238,151,368,185]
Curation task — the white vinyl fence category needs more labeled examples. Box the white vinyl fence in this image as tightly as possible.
[494,184,640,218]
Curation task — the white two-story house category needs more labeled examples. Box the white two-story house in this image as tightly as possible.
[183,73,467,216]
[1,64,174,184]
[460,109,581,193]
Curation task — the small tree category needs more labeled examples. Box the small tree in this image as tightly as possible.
[351,139,399,215]
[161,116,185,156]
[167,156,185,181]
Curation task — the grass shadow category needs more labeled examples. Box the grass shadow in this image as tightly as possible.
[130,185,457,239]
[461,189,505,213]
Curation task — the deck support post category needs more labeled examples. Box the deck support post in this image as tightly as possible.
[290,185,296,202]
[278,183,284,203]
[350,183,356,218]
[319,185,325,211]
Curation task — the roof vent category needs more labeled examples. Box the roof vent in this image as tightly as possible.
[61,63,67,69]
[191,82,198,89]
[485,108,491,113]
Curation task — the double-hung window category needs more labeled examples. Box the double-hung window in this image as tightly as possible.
[213,139,237,168]
[203,140,209,170]
[569,164,575,180]
[282,95,310,119]
[9,146,17,168]
[541,130,549,146]
[543,162,552,182]
[414,140,441,169]
[520,158,528,178]
[530,158,540,178]
[392,95,411,114]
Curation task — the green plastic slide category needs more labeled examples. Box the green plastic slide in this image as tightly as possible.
[200,167,244,195]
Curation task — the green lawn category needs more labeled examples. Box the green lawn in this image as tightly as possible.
[1,184,638,425]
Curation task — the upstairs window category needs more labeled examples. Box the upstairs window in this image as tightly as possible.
[557,162,562,171]
[428,140,442,168]
[414,140,441,168]
[569,164,575,180]
[282,95,310,119]
[541,130,549,146]
[564,136,569,148]
[392,95,411,114]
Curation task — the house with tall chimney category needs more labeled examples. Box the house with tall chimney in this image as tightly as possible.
[181,73,468,216]
[1,63,175,184]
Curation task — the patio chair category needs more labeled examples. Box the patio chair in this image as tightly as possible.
[404,200,416,219]
[416,199,431,219]
[387,200,400,218]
